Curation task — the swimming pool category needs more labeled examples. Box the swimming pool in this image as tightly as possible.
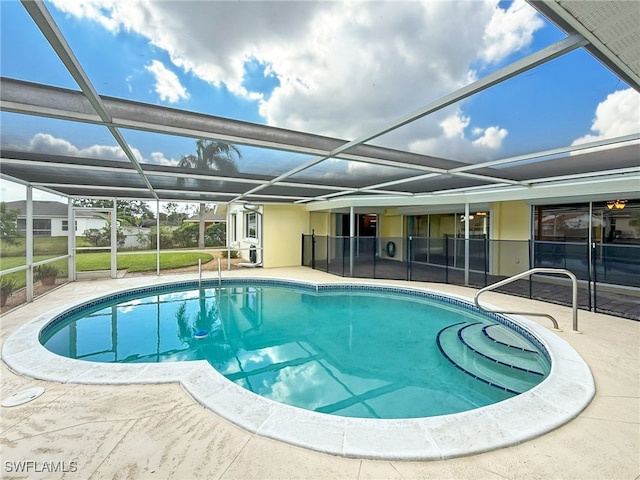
[2,276,595,460]
[39,280,551,419]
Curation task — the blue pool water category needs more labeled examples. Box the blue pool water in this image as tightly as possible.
[40,280,551,419]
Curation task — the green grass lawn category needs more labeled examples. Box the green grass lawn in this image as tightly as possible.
[0,237,69,257]
[76,251,213,272]
[0,251,214,290]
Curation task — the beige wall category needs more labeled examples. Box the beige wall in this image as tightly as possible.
[263,205,310,268]
[381,208,402,237]
[380,208,403,260]
[492,200,530,240]
[258,200,536,271]
[309,212,329,235]
[491,201,531,276]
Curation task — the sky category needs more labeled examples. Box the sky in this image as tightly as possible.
[1,0,639,204]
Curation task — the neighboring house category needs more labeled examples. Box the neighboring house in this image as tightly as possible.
[6,200,108,237]
[183,204,227,228]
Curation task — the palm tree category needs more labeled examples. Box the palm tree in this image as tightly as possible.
[179,139,241,248]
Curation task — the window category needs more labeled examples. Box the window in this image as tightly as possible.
[245,212,257,239]
[61,220,77,232]
[18,218,51,236]
[534,203,590,242]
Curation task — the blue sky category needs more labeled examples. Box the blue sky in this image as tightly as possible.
[1,0,638,202]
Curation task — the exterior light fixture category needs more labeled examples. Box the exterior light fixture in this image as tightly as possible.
[606,200,627,210]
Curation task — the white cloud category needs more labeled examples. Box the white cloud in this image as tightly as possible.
[145,60,189,103]
[441,112,471,139]
[572,88,640,145]
[23,133,182,168]
[48,0,542,161]
[0,178,65,203]
[472,126,508,149]
[407,109,508,161]
[26,133,144,162]
[150,151,178,166]
[481,0,544,64]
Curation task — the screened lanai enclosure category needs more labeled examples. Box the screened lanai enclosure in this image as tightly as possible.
[1,1,639,318]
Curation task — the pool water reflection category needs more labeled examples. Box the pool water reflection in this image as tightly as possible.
[41,283,550,419]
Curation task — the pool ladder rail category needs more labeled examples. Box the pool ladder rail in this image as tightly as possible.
[473,268,579,333]
[198,258,222,288]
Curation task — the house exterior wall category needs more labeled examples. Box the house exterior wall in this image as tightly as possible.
[490,200,531,277]
[60,217,107,237]
[50,218,66,237]
[309,212,329,235]
[263,205,309,268]
[20,215,106,237]
[380,208,403,259]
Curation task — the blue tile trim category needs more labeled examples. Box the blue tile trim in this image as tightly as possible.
[482,325,538,353]
[435,322,521,396]
[38,278,551,365]
[458,324,544,376]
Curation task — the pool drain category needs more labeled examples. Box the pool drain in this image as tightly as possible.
[2,387,45,407]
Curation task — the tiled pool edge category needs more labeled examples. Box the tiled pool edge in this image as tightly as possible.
[1,276,595,461]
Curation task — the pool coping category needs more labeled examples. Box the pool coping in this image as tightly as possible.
[1,277,595,460]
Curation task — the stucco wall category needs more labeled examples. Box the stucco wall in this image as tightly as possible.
[380,208,402,237]
[380,208,403,260]
[491,201,531,276]
[309,212,329,235]
[263,205,309,268]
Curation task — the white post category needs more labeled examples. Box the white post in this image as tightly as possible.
[111,201,117,279]
[464,203,470,286]
[68,200,74,281]
[26,186,33,302]
[349,207,355,276]
[156,200,160,275]
[226,204,231,271]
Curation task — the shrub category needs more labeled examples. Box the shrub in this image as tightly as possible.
[0,276,16,295]
[34,264,60,280]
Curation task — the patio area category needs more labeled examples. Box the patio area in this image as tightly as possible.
[1,267,638,479]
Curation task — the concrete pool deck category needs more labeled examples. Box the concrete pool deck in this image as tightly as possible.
[1,267,638,479]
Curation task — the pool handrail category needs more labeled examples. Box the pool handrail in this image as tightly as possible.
[474,268,579,332]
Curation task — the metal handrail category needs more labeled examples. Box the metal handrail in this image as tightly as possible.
[217,257,222,287]
[474,268,579,332]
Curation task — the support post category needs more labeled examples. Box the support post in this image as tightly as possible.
[68,200,74,282]
[156,200,160,275]
[111,201,117,279]
[464,203,470,286]
[26,186,33,302]
[349,207,355,277]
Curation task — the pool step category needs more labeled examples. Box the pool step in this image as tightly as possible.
[436,322,548,395]
[461,323,548,375]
